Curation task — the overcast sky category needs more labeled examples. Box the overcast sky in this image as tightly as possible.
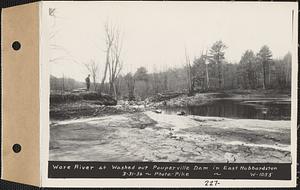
[44,1,296,82]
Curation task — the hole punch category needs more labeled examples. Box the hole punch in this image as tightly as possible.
[12,41,21,51]
[12,144,21,153]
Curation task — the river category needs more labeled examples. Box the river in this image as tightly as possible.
[162,99,291,120]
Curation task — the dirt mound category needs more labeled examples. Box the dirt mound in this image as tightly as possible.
[148,92,184,102]
[50,101,143,120]
[50,91,117,106]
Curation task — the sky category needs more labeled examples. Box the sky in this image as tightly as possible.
[44,1,296,82]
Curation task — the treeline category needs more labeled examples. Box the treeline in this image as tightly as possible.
[50,75,85,92]
[115,41,291,100]
[50,41,292,101]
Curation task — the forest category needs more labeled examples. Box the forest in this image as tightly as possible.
[50,40,292,101]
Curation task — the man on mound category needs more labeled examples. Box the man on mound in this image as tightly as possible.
[85,74,91,91]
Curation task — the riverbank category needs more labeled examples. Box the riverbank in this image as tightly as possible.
[50,89,291,120]
[50,111,291,162]
[152,89,291,108]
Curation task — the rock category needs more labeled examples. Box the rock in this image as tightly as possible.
[224,152,237,163]
[262,108,268,114]
[139,124,147,129]
[177,111,186,115]
[154,109,162,114]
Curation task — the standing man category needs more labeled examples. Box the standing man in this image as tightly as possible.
[85,74,91,91]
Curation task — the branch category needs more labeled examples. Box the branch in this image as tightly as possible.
[49,56,68,63]
[84,63,92,73]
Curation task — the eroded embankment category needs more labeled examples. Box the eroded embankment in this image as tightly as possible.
[149,89,291,108]
[50,111,291,163]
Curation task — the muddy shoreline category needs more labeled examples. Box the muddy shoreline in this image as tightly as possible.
[50,111,291,162]
[49,90,291,162]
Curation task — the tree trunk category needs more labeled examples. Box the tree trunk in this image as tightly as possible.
[93,76,97,91]
[100,46,111,93]
[262,63,266,89]
[268,63,271,88]
[187,65,194,95]
[218,63,222,89]
[100,63,109,93]
[205,64,210,89]
[109,80,114,96]
[164,74,168,92]
[61,74,65,95]
[113,83,117,100]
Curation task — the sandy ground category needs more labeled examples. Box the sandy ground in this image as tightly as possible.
[50,111,291,163]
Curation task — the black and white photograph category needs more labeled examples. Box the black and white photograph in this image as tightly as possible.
[46,1,296,173]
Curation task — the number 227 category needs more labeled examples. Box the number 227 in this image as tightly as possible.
[204,180,220,186]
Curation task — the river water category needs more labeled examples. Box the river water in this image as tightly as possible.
[163,99,291,120]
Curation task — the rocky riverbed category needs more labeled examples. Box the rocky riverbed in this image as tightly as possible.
[50,111,291,163]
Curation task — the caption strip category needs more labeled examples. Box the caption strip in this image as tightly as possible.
[48,161,291,180]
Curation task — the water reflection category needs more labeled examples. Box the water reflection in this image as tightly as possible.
[163,99,291,120]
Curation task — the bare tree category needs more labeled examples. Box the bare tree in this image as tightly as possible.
[108,27,123,98]
[84,60,99,91]
[49,8,80,67]
[185,48,194,95]
[100,22,115,93]
[100,21,123,99]
[202,50,210,89]
[100,22,123,98]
